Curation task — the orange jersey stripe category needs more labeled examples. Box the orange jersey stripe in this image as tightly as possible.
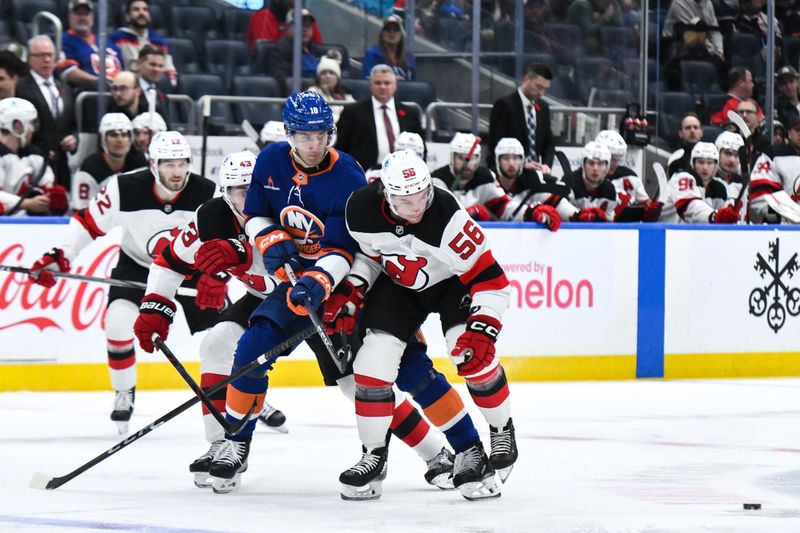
[225,385,265,417]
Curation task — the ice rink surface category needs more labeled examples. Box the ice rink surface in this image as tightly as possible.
[1,378,799,533]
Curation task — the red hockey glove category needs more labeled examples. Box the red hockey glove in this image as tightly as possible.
[322,279,366,334]
[286,267,333,316]
[711,205,739,224]
[195,238,252,275]
[571,207,608,222]
[195,272,229,310]
[254,225,300,281]
[451,315,502,377]
[45,185,68,215]
[28,247,70,288]
[529,204,561,232]
[642,200,663,222]
[134,294,176,353]
[466,204,493,221]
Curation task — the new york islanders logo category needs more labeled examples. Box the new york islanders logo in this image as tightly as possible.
[280,206,325,258]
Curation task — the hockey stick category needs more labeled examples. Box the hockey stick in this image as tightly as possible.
[554,150,572,177]
[0,264,198,297]
[200,96,211,177]
[451,135,481,192]
[726,110,752,212]
[153,336,255,437]
[241,119,264,150]
[652,163,669,201]
[29,324,316,490]
[285,263,350,373]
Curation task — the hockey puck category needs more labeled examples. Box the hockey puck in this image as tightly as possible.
[743,503,761,510]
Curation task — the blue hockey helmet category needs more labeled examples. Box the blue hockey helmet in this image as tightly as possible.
[282,91,335,133]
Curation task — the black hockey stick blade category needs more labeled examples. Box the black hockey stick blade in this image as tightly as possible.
[154,336,255,437]
[554,150,572,177]
[29,325,316,490]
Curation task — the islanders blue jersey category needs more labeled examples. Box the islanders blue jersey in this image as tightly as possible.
[244,141,367,285]
[61,30,123,78]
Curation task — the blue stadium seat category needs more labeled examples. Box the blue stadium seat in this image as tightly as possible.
[395,80,436,110]
[679,60,721,97]
[342,78,371,101]
[656,91,696,140]
[591,89,635,109]
[204,40,253,90]
[541,22,582,64]
[574,56,617,104]
[702,125,724,143]
[166,38,202,74]
[254,41,278,76]
[178,73,235,134]
[600,26,639,66]
[170,6,219,54]
[231,75,282,127]
[731,33,765,79]
[221,7,252,41]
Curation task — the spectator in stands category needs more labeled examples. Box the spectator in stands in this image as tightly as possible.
[662,19,724,92]
[110,0,177,85]
[15,36,77,189]
[488,62,554,174]
[308,53,354,123]
[245,0,323,51]
[0,51,27,99]
[668,112,703,167]
[567,0,621,54]
[710,67,763,126]
[734,0,782,62]
[435,0,470,19]
[735,98,761,134]
[108,71,165,120]
[524,0,554,53]
[336,64,424,171]
[136,45,173,109]
[662,0,724,61]
[61,0,124,90]
[131,111,166,157]
[775,66,800,128]
[362,15,416,81]
[270,8,323,96]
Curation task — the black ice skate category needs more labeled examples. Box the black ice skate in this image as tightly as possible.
[209,438,250,494]
[424,447,455,490]
[489,418,518,482]
[453,442,500,501]
[257,401,287,433]
[110,387,135,435]
[339,445,389,501]
[188,439,225,488]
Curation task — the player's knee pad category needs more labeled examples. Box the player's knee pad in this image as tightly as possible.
[199,321,243,376]
[353,329,405,384]
[397,341,436,395]
[354,380,394,404]
[233,318,282,369]
[106,299,139,343]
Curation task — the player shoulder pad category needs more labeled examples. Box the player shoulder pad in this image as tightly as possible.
[431,165,455,189]
[468,167,497,187]
[772,144,799,159]
[196,197,241,241]
[706,178,728,199]
[597,179,619,201]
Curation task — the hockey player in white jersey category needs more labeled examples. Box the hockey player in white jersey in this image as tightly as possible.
[72,113,147,210]
[28,131,220,433]
[563,141,617,221]
[259,120,286,146]
[713,131,747,218]
[432,132,560,229]
[659,142,740,224]
[332,150,517,501]
[132,111,167,157]
[394,131,425,158]
[0,97,68,216]
[747,118,800,223]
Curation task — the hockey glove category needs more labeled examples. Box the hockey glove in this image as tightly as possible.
[286,267,333,316]
[451,315,502,378]
[254,225,301,281]
[134,294,176,353]
[641,200,663,222]
[322,279,366,334]
[195,272,229,310]
[711,205,739,224]
[529,204,561,232]
[29,247,70,288]
[195,238,252,275]
[571,207,608,222]
[466,204,493,221]
[45,185,69,215]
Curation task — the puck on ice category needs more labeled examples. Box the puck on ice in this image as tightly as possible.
[743,503,761,510]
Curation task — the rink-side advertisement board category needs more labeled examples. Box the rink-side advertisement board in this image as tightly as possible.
[1,220,799,391]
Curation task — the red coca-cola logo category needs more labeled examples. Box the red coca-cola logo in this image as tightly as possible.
[0,243,121,333]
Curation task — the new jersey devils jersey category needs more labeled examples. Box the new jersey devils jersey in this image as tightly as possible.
[501,168,578,221]
[431,165,530,221]
[0,143,55,214]
[346,181,509,321]
[64,169,216,266]
[659,170,715,223]
[564,168,618,220]
[71,150,147,210]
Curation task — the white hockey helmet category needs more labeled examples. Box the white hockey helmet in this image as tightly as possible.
[595,129,627,159]
[260,120,287,144]
[449,132,481,158]
[494,137,525,176]
[714,130,744,153]
[582,141,611,165]
[99,112,133,152]
[394,131,425,158]
[380,149,434,219]
[690,141,719,166]
[218,150,256,216]
[0,97,38,148]
[365,167,382,184]
[132,112,167,134]
[148,131,192,194]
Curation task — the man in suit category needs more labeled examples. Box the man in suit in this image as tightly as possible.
[16,35,78,189]
[488,62,554,174]
[336,64,424,171]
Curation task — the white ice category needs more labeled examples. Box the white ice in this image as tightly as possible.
[1,379,800,533]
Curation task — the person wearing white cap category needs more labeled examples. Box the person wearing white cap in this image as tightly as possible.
[308,53,353,122]
[361,15,416,81]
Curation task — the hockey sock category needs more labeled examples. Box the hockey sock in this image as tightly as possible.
[354,374,394,450]
[390,397,443,461]
[465,365,511,429]
[107,338,136,391]
[201,372,227,442]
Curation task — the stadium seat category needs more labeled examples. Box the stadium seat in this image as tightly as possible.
[395,80,436,110]
[679,60,721,97]
[170,6,219,53]
[702,92,730,123]
[221,7,252,41]
[166,38,202,74]
[541,23,583,64]
[231,75,282,127]
[656,91,696,140]
[317,43,351,77]
[254,41,278,76]
[730,33,765,79]
[784,37,800,72]
[435,18,470,51]
[701,125,723,143]
[574,56,617,104]
[204,40,253,90]
[591,89,635,109]
[342,78,371,101]
[11,0,58,22]
[600,26,639,66]
[178,73,235,134]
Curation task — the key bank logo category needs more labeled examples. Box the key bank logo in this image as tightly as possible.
[749,238,800,333]
[503,261,594,309]
[280,206,325,258]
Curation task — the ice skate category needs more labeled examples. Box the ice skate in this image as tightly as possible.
[424,447,455,490]
[188,440,225,488]
[339,445,388,501]
[110,387,135,435]
[209,438,250,494]
[489,418,518,482]
[453,442,501,501]
[257,401,287,433]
